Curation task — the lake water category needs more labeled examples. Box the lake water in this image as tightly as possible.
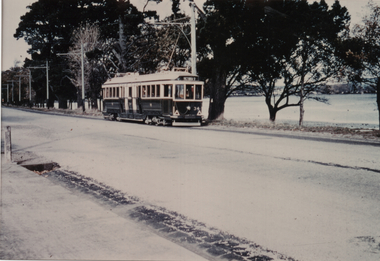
[202,94,379,129]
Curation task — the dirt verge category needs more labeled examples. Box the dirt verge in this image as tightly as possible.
[206,119,380,141]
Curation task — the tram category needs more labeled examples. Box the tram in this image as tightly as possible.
[101,68,204,126]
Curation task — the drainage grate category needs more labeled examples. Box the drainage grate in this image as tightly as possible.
[21,162,60,175]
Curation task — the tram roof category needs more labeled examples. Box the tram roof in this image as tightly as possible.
[103,69,201,86]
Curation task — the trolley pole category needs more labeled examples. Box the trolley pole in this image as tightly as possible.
[155,0,199,75]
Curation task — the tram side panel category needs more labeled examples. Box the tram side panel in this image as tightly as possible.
[140,99,162,118]
[103,99,124,119]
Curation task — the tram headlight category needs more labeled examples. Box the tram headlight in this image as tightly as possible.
[186,106,191,111]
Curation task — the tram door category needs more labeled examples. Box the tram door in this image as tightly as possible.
[134,85,142,115]
[127,86,133,113]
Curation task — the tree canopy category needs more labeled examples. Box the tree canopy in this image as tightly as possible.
[198,0,350,121]
[14,0,145,106]
[344,0,380,129]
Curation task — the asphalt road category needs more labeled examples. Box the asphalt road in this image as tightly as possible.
[2,107,380,261]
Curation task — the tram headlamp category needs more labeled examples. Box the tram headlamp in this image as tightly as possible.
[186,106,191,111]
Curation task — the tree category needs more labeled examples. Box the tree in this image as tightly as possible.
[243,0,350,123]
[348,1,380,129]
[198,0,349,123]
[66,23,106,109]
[198,0,266,120]
[14,0,144,106]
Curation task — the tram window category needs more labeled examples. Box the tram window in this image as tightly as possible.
[117,87,120,97]
[142,86,146,97]
[175,84,184,99]
[164,84,172,97]
[195,85,202,100]
[157,85,160,97]
[151,85,155,97]
[186,85,194,99]
[129,87,132,97]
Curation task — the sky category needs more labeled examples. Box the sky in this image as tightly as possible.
[1,0,378,71]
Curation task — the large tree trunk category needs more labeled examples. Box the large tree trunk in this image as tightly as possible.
[265,95,278,122]
[267,104,278,122]
[208,67,227,121]
[269,109,277,122]
[299,74,305,126]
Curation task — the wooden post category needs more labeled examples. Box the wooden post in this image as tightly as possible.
[4,126,12,162]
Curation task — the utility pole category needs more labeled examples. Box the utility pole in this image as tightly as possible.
[29,69,32,102]
[190,1,197,75]
[46,60,49,101]
[19,77,21,102]
[118,16,127,73]
[12,81,14,102]
[57,45,86,112]
[7,81,15,102]
[28,61,50,108]
[6,84,9,103]
[15,75,29,103]
[1,84,9,103]
[81,43,85,112]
